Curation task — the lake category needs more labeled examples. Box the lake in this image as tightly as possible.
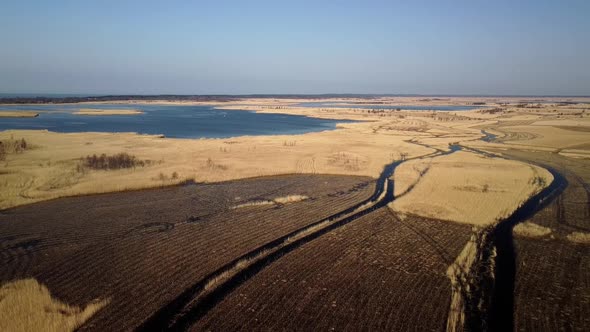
[296,102,484,111]
[0,104,351,138]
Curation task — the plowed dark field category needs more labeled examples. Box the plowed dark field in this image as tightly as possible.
[193,208,471,331]
[0,174,377,330]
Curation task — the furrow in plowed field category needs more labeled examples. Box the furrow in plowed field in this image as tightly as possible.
[514,237,590,331]
[0,174,374,331]
[193,208,472,331]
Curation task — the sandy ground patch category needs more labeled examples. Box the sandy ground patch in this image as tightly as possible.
[0,279,108,332]
[0,111,39,118]
[390,151,553,226]
[74,109,143,115]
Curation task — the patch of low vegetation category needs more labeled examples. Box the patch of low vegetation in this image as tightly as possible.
[515,103,542,109]
[566,231,590,244]
[79,153,150,171]
[478,107,504,114]
[232,195,309,209]
[206,157,228,170]
[155,171,180,181]
[513,222,552,238]
[0,137,29,160]
[327,152,364,171]
[273,195,309,204]
[283,140,297,147]
[231,200,275,209]
[529,175,547,188]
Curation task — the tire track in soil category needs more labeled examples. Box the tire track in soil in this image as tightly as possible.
[570,174,590,220]
[556,193,566,225]
[137,142,459,331]
[129,222,175,235]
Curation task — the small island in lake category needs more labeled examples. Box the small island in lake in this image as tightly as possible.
[0,111,40,118]
[73,109,143,116]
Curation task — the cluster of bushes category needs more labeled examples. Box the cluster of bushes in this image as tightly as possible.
[0,137,28,160]
[206,157,228,170]
[365,108,402,113]
[80,152,149,170]
[530,176,547,188]
[478,108,504,114]
[515,103,542,109]
[157,171,179,181]
[283,140,296,146]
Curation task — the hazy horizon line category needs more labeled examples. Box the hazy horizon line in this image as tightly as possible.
[1,93,589,98]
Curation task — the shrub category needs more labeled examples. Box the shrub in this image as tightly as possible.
[206,158,228,170]
[283,141,296,146]
[0,137,29,160]
[479,108,503,114]
[530,176,547,188]
[482,184,489,193]
[81,152,147,170]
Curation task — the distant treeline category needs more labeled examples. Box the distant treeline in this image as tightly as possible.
[0,94,392,104]
[2,94,587,104]
[0,95,238,104]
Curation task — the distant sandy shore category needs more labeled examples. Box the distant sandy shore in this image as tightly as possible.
[0,111,39,118]
[74,109,143,116]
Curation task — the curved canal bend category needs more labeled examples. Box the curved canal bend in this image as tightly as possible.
[478,131,568,331]
[137,133,566,331]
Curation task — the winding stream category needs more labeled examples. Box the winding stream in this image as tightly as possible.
[480,130,497,142]
[459,131,568,331]
[136,131,566,331]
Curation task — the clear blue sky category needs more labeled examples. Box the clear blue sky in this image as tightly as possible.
[1,0,589,95]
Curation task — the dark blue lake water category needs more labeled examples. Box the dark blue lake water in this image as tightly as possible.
[0,104,351,138]
[296,102,484,111]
